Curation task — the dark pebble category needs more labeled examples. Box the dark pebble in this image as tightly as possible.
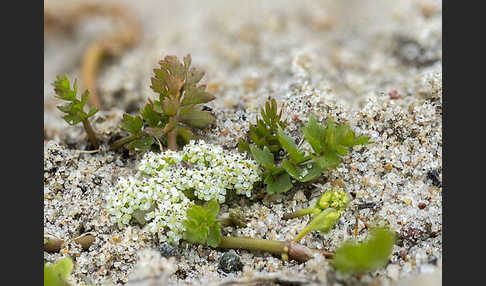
[427,170,441,187]
[418,202,427,209]
[158,242,179,258]
[219,250,243,273]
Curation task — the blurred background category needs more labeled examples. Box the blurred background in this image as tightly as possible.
[44,0,441,141]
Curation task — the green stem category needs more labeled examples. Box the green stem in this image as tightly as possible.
[217,236,333,262]
[218,236,286,256]
[111,134,139,150]
[82,119,99,148]
[282,207,318,220]
[293,226,312,243]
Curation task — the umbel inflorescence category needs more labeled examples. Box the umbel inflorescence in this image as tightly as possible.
[106,140,260,244]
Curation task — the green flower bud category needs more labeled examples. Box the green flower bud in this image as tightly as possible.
[317,188,351,212]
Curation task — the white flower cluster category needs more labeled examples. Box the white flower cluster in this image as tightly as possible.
[106,140,261,244]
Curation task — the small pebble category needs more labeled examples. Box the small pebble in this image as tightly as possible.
[158,242,179,258]
[219,250,243,273]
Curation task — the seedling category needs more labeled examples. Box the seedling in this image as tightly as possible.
[111,54,216,151]
[53,75,99,148]
[243,101,370,194]
[238,97,288,154]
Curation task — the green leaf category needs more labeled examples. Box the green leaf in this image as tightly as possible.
[121,114,143,135]
[126,136,155,151]
[264,172,292,194]
[87,106,98,118]
[140,103,161,127]
[183,201,221,247]
[176,126,193,144]
[44,257,73,286]
[237,138,250,153]
[162,97,180,116]
[185,67,205,88]
[182,85,215,105]
[354,135,371,145]
[62,114,83,126]
[277,128,305,163]
[314,151,341,170]
[179,105,215,128]
[52,75,77,101]
[249,145,275,170]
[299,163,323,182]
[302,114,325,154]
[332,227,396,275]
[183,54,192,72]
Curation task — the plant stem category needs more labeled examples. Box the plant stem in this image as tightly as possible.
[167,126,177,151]
[111,134,139,150]
[282,207,318,220]
[82,119,99,148]
[218,236,286,256]
[217,236,333,263]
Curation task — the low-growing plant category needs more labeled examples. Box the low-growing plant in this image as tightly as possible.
[241,100,370,194]
[53,76,99,148]
[182,197,396,270]
[112,54,216,151]
[53,54,215,152]
[238,97,288,154]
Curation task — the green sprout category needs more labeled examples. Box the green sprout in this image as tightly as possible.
[284,189,351,242]
[238,97,288,154]
[111,54,216,152]
[53,75,99,148]
[332,227,396,275]
[244,103,370,194]
[44,257,73,286]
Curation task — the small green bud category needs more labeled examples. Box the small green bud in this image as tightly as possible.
[317,188,350,212]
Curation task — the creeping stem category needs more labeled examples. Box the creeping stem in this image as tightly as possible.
[217,236,333,263]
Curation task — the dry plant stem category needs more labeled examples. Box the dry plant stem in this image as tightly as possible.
[81,43,104,109]
[82,119,99,148]
[218,237,333,263]
[45,3,140,110]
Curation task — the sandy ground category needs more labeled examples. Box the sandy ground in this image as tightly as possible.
[44,0,442,285]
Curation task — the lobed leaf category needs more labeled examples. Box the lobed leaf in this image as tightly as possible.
[249,145,276,171]
[264,172,292,194]
[121,114,143,135]
[178,105,215,128]
[302,114,325,154]
[277,127,305,163]
[182,85,215,105]
[332,227,396,275]
[183,201,221,247]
